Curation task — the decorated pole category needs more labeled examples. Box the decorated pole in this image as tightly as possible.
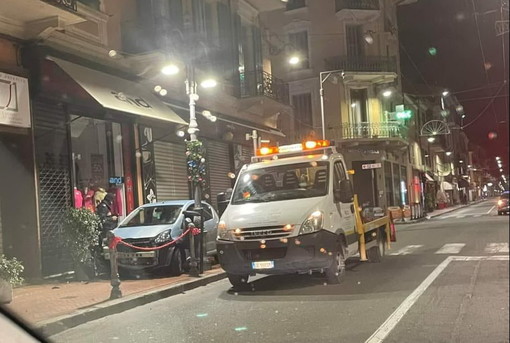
[185,64,206,277]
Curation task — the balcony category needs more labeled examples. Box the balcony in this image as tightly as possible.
[0,0,86,39]
[237,70,291,116]
[325,55,398,84]
[245,0,286,12]
[335,0,380,22]
[328,121,409,148]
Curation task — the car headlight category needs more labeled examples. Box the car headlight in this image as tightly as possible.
[217,221,231,240]
[299,211,323,235]
[154,230,171,244]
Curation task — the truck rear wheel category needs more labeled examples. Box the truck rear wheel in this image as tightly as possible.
[325,245,346,284]
[227,273,249,290]
[367,229,385,263]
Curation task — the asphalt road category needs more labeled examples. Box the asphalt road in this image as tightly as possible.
[52,199,509,343]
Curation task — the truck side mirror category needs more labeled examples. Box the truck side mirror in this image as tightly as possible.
[335,180,354,203]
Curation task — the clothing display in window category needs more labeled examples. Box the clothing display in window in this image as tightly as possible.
[83,187,95,212]
[73,187,83,208]
[94,188,107,207]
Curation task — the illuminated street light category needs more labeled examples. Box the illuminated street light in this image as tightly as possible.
[363,31,375,44]
[496,156,501,160]
[161,64,180,75]
[442,90,449,97]
[427,137,436,143]
[446,151,452,156]
[200,78,218,89]
[288,55,300,65]
[382,89,392,97]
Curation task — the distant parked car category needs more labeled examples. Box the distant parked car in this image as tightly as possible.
[105,200,219,275]
[497,192,509,215]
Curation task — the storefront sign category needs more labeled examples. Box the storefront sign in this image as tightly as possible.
[362,163,382,170]
[0,72,30,128]
[109,176,124,185]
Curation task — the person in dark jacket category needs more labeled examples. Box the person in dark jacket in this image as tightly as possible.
[94,193,117,277]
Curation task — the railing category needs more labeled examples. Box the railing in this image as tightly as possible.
[335,0,380,11]
[239,70,290,105]
[328,121,408,140]
[325,55,398,73]
[42,0,78,12]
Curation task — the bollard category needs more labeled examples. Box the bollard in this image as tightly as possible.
[353,195,368,262]
[107,231,122,300]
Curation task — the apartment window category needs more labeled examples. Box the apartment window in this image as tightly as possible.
[286,0,306,11]
[293,93,313,131]
[350,89,368,123]
[289,31,309,69]
[346,24,364,58]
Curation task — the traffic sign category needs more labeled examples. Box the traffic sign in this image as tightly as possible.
[362,163,382,170]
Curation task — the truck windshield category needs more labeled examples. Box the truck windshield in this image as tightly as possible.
[119,205,182,227]
[232,161,329,204]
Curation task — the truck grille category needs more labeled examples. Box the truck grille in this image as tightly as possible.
[242,247,287,261]
[234,225,293,241]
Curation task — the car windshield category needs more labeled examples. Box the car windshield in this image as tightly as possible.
[119,205,182,227]
[231,161,329,204]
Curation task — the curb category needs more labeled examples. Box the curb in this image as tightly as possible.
[395,200,486,225]
[36,270,227,337]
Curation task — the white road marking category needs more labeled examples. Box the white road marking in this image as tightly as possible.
[389,245,423,256]
[487,206,495,214]
[484,243,509,254]
[434,243,466,254]
[365,255,509,343]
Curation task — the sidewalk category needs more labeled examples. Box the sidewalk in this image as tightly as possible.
[395,199,486,225]
[4,266,226,336]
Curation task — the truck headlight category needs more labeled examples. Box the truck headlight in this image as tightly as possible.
[217,221,231,240]
[154,230,171,244]
[299,211,323,235]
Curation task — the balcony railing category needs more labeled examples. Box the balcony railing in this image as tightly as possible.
[329,122,408,141]
[325,55,398,73]
[335,0,380,11]
[42,0,78,12]
[239,70,290,105]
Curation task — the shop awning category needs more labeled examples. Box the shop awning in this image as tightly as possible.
[442,181,454,190]
[49,57,187,125]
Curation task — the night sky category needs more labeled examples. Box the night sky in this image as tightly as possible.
[398,0,509,175]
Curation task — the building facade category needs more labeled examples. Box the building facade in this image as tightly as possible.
[0,0,292,277]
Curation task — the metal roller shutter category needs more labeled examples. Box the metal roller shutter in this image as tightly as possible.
[154,141,190,201]
[206,140,233,210]
[33,101,73,276]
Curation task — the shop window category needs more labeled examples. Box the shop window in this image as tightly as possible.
[70,116,127,221]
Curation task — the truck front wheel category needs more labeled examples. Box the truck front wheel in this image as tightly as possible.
[227,273,249,290]
[325,245,346,284]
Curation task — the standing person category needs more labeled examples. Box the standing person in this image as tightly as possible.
[94,193,117,276]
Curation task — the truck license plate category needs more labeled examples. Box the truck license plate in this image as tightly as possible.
[251,261,274,269]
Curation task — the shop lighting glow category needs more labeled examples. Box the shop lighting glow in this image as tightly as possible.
[200,79,217,89]
[289,56,300,65]
[161,64,179,75]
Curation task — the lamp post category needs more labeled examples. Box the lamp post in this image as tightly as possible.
[319,70,344,140]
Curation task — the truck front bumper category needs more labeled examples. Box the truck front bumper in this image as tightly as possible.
[216,231,340,276]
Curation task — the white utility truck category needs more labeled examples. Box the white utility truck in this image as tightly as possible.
[216,140,390,289]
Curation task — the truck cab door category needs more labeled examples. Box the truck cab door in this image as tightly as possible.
[333,160,357,256]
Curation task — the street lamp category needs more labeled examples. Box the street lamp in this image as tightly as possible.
[320,69,345,140]
[288,55,300,65]
[427,137,436,143]
[382,89,392,98]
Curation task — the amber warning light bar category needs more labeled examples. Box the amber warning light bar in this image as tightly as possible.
[256,140,333,157]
